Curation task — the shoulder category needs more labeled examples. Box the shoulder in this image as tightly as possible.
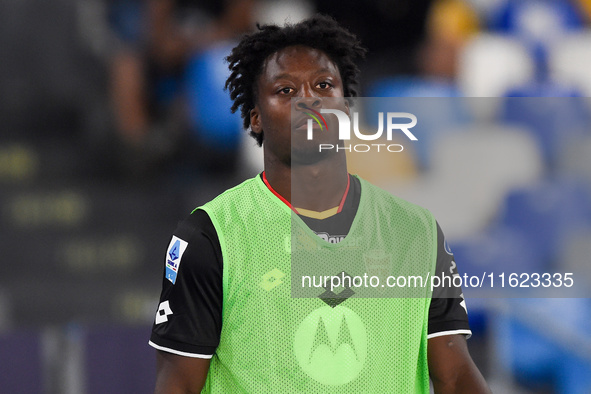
[197,176,265,222]
[200,176,261,209]
[168,209,221,273]
[172,208,217,245]
[167,209,221,275]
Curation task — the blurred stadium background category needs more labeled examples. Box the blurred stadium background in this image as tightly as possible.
[1,0,590,392]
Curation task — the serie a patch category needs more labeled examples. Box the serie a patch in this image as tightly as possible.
[165,236,188,284]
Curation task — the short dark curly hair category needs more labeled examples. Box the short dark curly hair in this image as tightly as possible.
[225,14,367,146]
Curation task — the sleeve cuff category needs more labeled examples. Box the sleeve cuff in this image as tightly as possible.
[148,341,214,359]
[149,332,217,359]
[427,329,472,340]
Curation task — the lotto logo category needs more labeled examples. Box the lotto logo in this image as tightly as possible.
[260,268,286,291]
[155,301,173,325]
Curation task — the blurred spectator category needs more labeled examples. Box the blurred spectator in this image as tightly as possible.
[417,0,479,81]
[107,0,256,179]
[578,0,591,22]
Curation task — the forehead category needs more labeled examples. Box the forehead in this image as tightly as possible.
[259,45,340,82]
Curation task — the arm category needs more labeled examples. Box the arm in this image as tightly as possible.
[428,334,491,394]
[427,223,490,392]
[154,351,210,394]
[150,210,223,393]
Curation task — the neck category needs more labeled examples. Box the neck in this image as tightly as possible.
[264,152,349,212]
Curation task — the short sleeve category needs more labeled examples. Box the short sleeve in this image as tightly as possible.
[149,209,223,358]
[428,222,472,339]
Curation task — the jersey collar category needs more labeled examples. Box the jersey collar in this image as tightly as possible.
[261,171,350,216]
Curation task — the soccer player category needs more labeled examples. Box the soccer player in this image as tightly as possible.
[149,15,491,393]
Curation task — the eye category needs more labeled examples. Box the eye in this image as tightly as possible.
[317,81,332,89]
[278,87,294,95]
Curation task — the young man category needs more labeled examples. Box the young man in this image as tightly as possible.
[149,15,491,393]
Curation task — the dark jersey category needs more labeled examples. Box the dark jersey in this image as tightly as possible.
[150,175,471,358]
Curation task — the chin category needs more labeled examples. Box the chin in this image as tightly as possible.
[291,146,338,166]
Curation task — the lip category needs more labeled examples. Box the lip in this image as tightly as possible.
[295,121,322,131]
[293,116,310,129]
[293,115,325,130]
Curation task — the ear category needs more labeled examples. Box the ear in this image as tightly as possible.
[250,106,262,135]
[344,99,350,117]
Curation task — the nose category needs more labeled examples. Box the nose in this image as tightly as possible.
[295,96,321,111]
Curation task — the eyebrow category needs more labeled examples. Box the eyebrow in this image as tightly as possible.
[271,68,336,82]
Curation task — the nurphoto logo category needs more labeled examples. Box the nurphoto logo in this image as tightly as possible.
[304,107,418,153]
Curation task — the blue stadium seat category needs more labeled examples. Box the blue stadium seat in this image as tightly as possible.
[488,0,585,75]
[365,77,471,169]
[366,76,463,98]
[185,42,243,152]
[390,125,543,240]
[493,298,591,393]
[499,94,590,167]
[458,33,535,97]
[496,310,560,389]
[451,225,542,287]
[504,81,582,97]
[449,226,541,334]
[558,352,591,394]
[558,136,591,206]
[548,31,591,97]
[489,0,584,37]
[499,179,591,265]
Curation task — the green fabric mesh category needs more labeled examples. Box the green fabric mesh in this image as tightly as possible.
[199,175,437,393]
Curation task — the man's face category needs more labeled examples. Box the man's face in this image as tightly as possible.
[250,45,348,165]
